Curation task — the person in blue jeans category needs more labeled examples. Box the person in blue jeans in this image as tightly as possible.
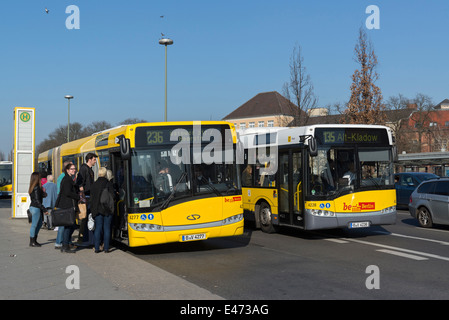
[42,175,57,230]
[28,172,49,247]
[90,167,115,253]
[93,214,113,252]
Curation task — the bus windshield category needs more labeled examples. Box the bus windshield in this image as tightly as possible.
[308,146,394,198]
[130,147,240,209]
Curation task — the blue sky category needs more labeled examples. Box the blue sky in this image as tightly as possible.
[1,0,448,156]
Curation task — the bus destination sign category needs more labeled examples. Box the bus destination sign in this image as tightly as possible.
[315,128,389,146]
[135,125,233,147]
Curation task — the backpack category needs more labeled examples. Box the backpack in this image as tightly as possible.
[100,188,114,214]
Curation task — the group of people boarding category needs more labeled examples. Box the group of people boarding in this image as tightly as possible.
[28,153,115,253]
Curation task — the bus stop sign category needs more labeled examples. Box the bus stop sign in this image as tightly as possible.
[12,107,35,219]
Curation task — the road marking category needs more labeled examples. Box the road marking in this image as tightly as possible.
[376,249,428,261]
[324,238,350,244]
[342,237,449,262]
[415,227,449,234]
[373,231,449,246]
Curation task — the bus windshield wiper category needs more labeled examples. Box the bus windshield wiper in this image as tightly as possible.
[332,185,353,199]
[160,172,187,210]
[365,176,381,189]
[198,176,222,197]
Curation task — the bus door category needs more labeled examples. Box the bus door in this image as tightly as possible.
[111,152,128,242]
[278,149,303,227]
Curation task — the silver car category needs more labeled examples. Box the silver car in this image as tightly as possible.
[409,178,449,228]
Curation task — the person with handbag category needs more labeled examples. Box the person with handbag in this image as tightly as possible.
[28,172,48,247]
[91,167,115,253]
[57,163,80,253]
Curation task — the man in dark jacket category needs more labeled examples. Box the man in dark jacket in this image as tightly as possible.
[75,152,97,244]
[76,153,97,196]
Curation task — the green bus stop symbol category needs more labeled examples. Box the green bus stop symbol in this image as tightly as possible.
[20,112,31,122]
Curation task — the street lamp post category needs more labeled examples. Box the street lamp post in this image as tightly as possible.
[159,37,173,122]
[65,95,73,142]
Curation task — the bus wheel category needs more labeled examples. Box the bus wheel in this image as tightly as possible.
[417,207,433,228]
[259,202,276,234]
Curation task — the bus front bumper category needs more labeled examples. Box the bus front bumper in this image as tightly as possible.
[304,210,397,230]
[127,218,244,247]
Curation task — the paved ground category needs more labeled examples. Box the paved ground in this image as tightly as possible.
[0,205,223,300]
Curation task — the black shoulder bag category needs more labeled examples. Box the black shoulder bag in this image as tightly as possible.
[51,192,76,227]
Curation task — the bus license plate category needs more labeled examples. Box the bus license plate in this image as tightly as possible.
[349,222,370,228]
[181,233,207,242]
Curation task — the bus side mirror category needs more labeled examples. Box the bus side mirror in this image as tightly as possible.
[392,145,398,162]
[309,137,318,157]
[117,136,130,160]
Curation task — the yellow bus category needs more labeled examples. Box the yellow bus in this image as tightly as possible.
[38,121,243,247]
[239,124,397,233]
[0,161,13,197]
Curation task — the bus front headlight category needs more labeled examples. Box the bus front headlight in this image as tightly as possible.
[131,223,165,232]
[222,214,243,225]
[309,209,336,217]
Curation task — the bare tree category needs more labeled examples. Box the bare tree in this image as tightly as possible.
[36,138,58,156]
[343,27,386,124]
[119,118,147,125]
[384,94,411,152]
[36,122,83,155]
[283,44,317,126]
[82,121,113,136]
[405,93,435,153]
[47,122,84,143]
[385,94,410,113]
[36,122,104,155]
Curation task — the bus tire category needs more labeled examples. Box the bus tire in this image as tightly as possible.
[258,202,276,234]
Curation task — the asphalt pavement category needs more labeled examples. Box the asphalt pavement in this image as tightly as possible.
[0,204,223,300]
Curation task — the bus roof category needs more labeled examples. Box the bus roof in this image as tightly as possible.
[39,121,237,157]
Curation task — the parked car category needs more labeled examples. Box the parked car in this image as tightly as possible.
[394,172,438,208]
[409,177,449,228]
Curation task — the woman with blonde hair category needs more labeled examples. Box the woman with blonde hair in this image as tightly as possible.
[28,172,48,247]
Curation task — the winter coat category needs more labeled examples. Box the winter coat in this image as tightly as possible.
[56,173,79,209]
[90,177,114,218]
[76,163,94,196]
[29,186,47,212]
